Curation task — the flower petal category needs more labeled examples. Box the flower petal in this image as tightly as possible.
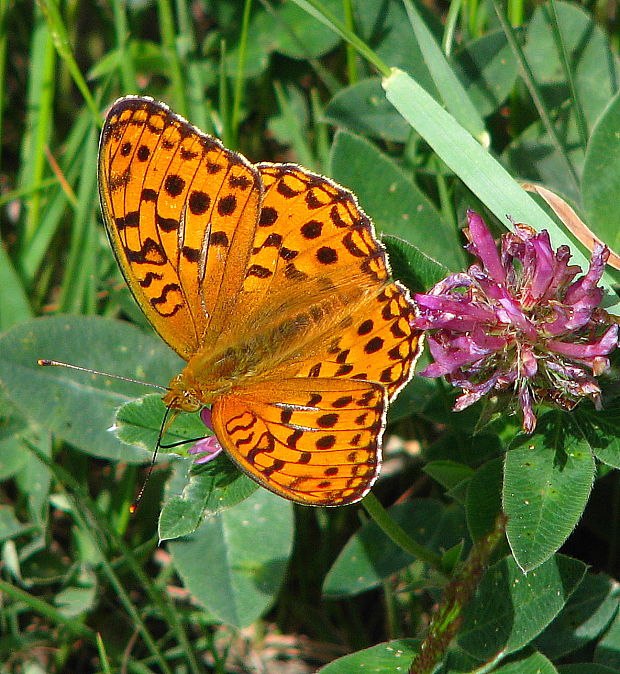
[188,435,224,464]
[200,406,213,430]
[519,386,537,433]
[466,211,507,284]
[564,244,608,305]
[547,324,618,360]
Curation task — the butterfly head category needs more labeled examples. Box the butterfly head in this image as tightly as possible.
[162,373,205,412]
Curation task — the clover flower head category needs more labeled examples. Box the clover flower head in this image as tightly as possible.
[187,407,224,464]
[412,210,618,433]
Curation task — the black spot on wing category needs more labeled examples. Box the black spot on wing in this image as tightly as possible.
[182,246,200,262]
[156,214,179,232]
[218,194,237,216]
[259,207,278,226]
[211,231,229,247]
[301,220,322,239]
[316,247,337,264]
[364,337,384,354]
[229,174,252,190]
[189,190,210,215]
[126,238,167,265]
[246,264,272,279]
[165,174,185,197]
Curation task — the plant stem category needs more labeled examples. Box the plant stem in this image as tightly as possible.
[362,492,444,570]
[493,0,580,192]
[230,0,253,146]
[408,512,508,673]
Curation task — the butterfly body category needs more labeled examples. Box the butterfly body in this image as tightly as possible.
[99,96,423,506]
[165,278,395,409]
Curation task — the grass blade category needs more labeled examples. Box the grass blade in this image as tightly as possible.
[382,67,620,313]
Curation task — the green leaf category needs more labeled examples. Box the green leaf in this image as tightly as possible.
[382,235,451,294]
[159,457,257,541]
[0,505,34,542]
[316,639,419,673]
[453,29,518,118]
[0,315,183,462]
[423,428,503,466]
[88,40,169,81]
[15,424,52,528]
[559,666,620,674]
[594,609,620,669]
[441,648,484,673]
[423,460,475,491]
[55,582,97,618]
[261,0,343,60]
[385,372,437,425]
[536,573,619,659]
[218,5,269,80]
[0,245,32,331]
[503,414,595,571]
[574,401,620,469]
[225,0,344,78]
[466,458,503,543]
[355,0,437,94]
[582,89,620,252]
[169,488,293,627]
[441,540,465,576]
[524,1,620,128]
[504,108,584,203]
[324,78,411,143]
[268,84,313,168]
[506,2,620,203]
[458,554,586,659]
[330,130,464,269]
[323,500,466,597]
[0,400,31,480]
[402,0,486,143]
[493,651,557,674]
[114,394,206,452]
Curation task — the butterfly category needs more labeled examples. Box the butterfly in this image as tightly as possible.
[98,96,422,506]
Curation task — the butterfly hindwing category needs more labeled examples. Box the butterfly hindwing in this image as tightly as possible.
[211,378,387,506]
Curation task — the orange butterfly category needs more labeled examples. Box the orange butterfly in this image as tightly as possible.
[98,96,422,506]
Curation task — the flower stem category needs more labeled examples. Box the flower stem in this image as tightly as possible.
[361,492,444,570]
[408,512,508,673]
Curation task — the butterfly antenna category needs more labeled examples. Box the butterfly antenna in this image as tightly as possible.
[37,359,168,391]
[130,405,180,513]
[159,436,206,449]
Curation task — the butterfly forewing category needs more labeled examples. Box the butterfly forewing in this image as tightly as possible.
[211,378,387,506]
[234,164,389,314]
[98,97,262,359]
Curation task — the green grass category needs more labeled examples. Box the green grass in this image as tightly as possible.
[2,0,620,672]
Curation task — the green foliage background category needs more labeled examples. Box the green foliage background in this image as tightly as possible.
[2,0,620,672]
